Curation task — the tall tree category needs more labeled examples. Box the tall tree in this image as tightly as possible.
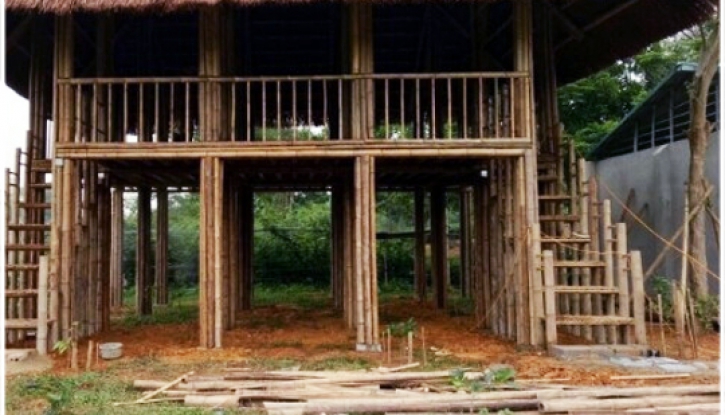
[687,20,719,299]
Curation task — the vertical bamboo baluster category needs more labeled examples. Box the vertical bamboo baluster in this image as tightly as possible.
[75,85,81,142]
[276,81,281,138]
[338,79,343,139]
[185,82,190,142]
[107,84,113,142]
[415,79,420,138]
[494,79,500,138]
[384,79,389,139]
[615,223,630,343]
[307,80,312,136]
[262,80,267,141]
[462,78,468,139]
[400,79,405,138]
[246,81,251,141]
[169,83,174,142]
[139,83,144,142]
[323,81,328,139]
[153,83,159,142]
[292,80,297,141]
[446,78,452,139]
[430,78,436,139]
[231,82,236,142]
[92,84,98,142]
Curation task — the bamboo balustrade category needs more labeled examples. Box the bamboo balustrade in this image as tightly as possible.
[57,72,531,145]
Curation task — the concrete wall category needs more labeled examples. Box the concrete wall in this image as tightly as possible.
[590,134,720,293]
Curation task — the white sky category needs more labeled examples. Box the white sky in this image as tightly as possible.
[0,85,30,171]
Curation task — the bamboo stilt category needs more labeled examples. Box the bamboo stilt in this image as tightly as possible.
[155,187,169,305]
[136,187,153,316]
[414,188,426,302]
[430,188,447,310]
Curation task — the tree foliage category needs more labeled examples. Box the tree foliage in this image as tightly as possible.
[560,29,704,155]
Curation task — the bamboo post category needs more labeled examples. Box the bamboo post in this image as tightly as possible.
[414,188,426,301]
[680,191,689,293]
[630,251,646,346]
[672,281,685,358]
[353,156,365,348]
[110,187,124,308]
[155,187,169,305]
[530,223,544,346]
[657,294,667,356]
[407,331,413,364]
[615,223,630,343]
[37,255,49,355]
[543,250,557,350]
[199,157,214,348]
[86,340,94,371]
[687,291,699,359]
[136,187,152,316]
[421,327,426,366]
[213,158,224,348]
[70,321,79,370]
[602,200,616,344]
[459,187,472,297]
[430,187,447,310]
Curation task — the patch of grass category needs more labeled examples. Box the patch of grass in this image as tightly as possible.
[244,315,288,329]
[448,296,474,317]
[254,284,329,309]
[313,342,351,351]
[301,356,373,371]
[118,287,199,328]
[6,371,221,415]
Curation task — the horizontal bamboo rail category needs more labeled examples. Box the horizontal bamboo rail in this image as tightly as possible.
[57,72,532,144]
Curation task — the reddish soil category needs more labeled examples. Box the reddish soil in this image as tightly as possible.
[46,299,719,387]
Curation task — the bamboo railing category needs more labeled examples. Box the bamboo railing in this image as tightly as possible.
[56,72,531,144]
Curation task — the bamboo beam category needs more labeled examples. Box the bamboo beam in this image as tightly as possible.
[136,187,153,316]
[155,187,169,305]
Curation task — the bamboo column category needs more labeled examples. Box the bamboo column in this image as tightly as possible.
[59,158,76,341]
[239,186,254,311]
[227,184,240,329]
[414,188,426,301]
[136,187,153,316]
[514,0,540,345]
[460,187,472,297]
[616,223,631,344]
[199,157,217,348]
[155,187,169,305]
[348,3,374,140]
[110,187,124,308]
[430,187,448,310]
[37,255,49,355]
[343,176,355,329]
[98,181,112,332]
[331,185,343,310]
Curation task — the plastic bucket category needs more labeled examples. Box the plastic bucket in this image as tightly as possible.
[99,342,123,360]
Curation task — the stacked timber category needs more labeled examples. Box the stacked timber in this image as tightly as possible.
[129,369,720,413]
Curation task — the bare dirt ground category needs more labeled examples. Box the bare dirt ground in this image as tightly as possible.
[44,298,719,387]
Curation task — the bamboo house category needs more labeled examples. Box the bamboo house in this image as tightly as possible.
[4,0,716,352]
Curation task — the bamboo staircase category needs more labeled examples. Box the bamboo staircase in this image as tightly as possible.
[535,140,647,349]
[5,132,53,354]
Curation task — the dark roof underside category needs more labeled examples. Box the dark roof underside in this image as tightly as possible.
[4,0,718,98]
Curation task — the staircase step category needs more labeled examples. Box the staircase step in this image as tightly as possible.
[539,195,572,201]
[540,215,580,222]
[556,315,634,326]
[30,160,52,172]
[5,289,39,298]
[29,183,51,189]
[553,286,619,294]
[553,261,606,268]
[6,264,40,271]
[5,319,53,330]
[19,203,51,209]
[5,245,50,252]
[7,224,50,231]
[541,238,591,244]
